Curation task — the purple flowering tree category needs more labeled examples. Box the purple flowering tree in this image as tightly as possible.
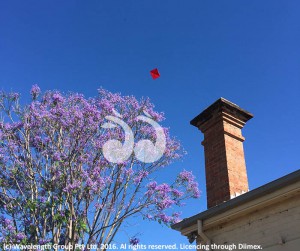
[0,86,199,248]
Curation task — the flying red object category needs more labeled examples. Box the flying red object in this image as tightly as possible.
[150,68,160,79]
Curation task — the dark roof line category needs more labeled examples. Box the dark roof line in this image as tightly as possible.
[172,169,300,231]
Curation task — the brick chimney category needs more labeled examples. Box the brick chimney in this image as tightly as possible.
[191,98,253,208]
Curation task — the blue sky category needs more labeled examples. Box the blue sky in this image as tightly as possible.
[1,0,300,248]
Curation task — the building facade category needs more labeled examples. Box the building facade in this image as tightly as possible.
[172,98,300,251]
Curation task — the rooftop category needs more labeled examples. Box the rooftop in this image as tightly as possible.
[172,169,300,231]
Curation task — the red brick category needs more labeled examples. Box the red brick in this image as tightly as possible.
[190,98,253,208]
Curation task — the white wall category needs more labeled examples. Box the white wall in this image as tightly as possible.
[197,195,300,251]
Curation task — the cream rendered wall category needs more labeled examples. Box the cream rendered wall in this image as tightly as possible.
[197,195,300,251]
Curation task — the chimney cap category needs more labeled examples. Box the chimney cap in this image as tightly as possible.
[190,97,253,127]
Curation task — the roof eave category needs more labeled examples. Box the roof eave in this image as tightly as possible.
[171,169,300,232]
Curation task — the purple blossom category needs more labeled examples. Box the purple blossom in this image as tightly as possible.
[39,196,47,203]
[157,198,175,210]
[15,232,26,241]
[155,183,171,195]
[9,92,19,100]
[4,218,12,225]
[147,181,157,190]
[189,181,201,198]
[0,87,199,244]
[63,180,81,192]
[30,84,41,99]
[129,237,140,246]
[52,92,64,103]
[95,203,103,209]
[157,213,172,223]
[133,170,149,184]
[6,224,14,231]
[177,170,200,198]
[53,152,61,161]
[172,189,184,198]
[125,168,134,176]
[178,170,195,183]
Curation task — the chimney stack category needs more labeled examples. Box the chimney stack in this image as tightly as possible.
[191,98,253,208]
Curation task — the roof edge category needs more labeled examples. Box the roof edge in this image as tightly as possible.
[172,169,300,231]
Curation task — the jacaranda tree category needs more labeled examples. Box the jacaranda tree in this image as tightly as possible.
[0,86,199,249]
